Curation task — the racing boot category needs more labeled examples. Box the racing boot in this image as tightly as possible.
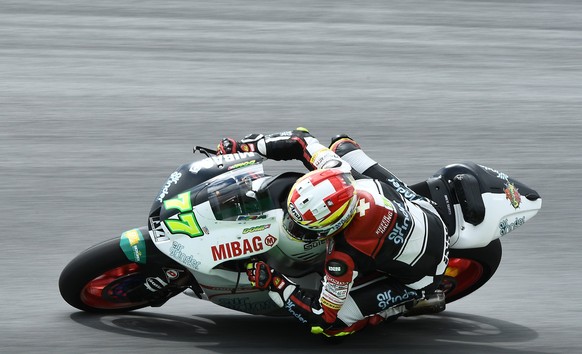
[329,134,379,177]
[402,290,446,317]
[312,313,386,338]
[330,134,362,156]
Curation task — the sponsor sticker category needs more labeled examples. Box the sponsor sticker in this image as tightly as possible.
[157,171,182,202]
[304,239,326,251]
[320,297,342,310]
[164,268,184,281]
[236,215,268,221]
[387,177,420,201]
[377,289,419,310]
[504,182,522,209]
[228,160,258,171]
[242,224,271,234]
[479,164,509,180]
[310,149,340,169]
[288,203,303,221]
[321,277,350,309]
[387,202,411,245]
[264,235,277,247]
[190,152,257,173]
[143,268,186,291]
[285,300,308,323]
[120,228,146,264]
[169,241,201,270]
[375,212,395,236]
[326,259,348,277]
[210,235,277,261]
[144,276,168,292]
[499,216,526,236]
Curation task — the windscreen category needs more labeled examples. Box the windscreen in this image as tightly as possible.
[207,165,269,220]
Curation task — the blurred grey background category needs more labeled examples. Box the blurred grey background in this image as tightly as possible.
[1,1,581,353]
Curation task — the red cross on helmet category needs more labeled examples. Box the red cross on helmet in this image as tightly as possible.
[285,168,358,240]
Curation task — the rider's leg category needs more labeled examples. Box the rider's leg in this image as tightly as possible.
[330,135,427,201]
[315,271,446,336]
[313,275,414,337]
[342,275,441,323]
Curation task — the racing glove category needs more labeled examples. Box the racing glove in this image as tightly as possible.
[216,133,264,155]
[246,261,297,307]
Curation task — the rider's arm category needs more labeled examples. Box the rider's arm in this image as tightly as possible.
[219,128,352,172]
[267,249,358,329]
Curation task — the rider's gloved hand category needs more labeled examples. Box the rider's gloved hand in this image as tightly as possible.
[216,134,264,155]
[246,261,297,307]
[216,138,238,155]
[246,261,274,290]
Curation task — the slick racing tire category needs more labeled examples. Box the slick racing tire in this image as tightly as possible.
[59,237,188,313]
[441,239,502,303]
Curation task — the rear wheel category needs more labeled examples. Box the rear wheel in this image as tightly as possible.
[441,239,502,303]
[59,237,190,312]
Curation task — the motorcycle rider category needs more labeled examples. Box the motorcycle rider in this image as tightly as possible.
[216,128,449,336]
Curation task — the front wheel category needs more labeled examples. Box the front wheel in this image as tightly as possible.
[59,237,191,313]
[441,239,502,303]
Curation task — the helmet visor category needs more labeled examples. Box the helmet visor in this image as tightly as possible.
[282,212,327,242]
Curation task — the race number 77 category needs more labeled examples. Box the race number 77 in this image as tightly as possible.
[163,192,204,238]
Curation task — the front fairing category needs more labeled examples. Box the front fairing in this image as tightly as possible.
[148,153,287,273]
[150,152,266,215]
[147,151,327,305]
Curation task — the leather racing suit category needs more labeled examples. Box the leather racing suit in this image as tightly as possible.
[240,129,449,334]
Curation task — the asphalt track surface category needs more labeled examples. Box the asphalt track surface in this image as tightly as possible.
[1,1,581,353]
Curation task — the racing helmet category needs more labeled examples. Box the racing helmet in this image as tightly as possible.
[284,168,358,241]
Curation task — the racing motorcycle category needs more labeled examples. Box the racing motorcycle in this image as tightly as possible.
[59,147,542,319]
